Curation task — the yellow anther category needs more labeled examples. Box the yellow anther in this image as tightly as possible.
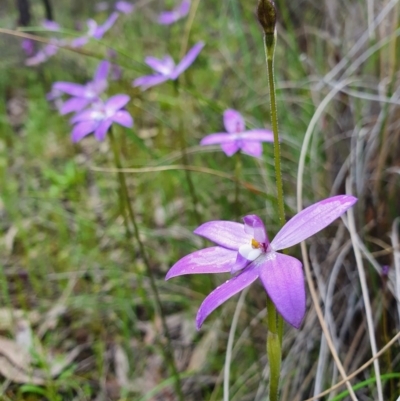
[251,238,261,249]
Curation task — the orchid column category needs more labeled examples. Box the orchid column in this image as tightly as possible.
[257,1,284,400]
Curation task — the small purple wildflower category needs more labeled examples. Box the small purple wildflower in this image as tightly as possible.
[166,195,358,329]
[158,0,191,25]
[71,12,119,48]
[133,41,204,90]
[200,109,274,158]
[70,94,133,142]
[52,60,110,115]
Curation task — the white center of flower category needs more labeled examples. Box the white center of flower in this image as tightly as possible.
[238,238,263,261]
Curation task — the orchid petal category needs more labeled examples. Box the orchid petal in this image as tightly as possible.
[231,253,251,274]
[200,133,237,145]
[112,110,133,128]
[194,221,251,250]
[196,266,259,329]
[115,1,135,14]
[158,11,179,25]
[223,109,245,133]
[71,36,89,48]
[53,82,86,97]
[258,252,305,328]
[132,74,169,90]
[94,118,113,141]
[243,215,268,243]
[177,0,191,17]
[166,247,236,279]
[70,109,97,124]
[96,12,119,38]
[242,129,274,142]
[105,94,130,113]
[240,141,263,158]
[220,141,240,156]
[145,56,175,75]
[170,41,204,80]
[238,244,262,261]
[94,60,110,82]
[270,195,358,251]
[60,97,91,115]
[71,120,98,142]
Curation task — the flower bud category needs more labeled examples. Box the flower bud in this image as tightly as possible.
[257,0,276,37]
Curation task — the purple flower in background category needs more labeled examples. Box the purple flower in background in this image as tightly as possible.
[21,39,35,56]
[71,12,119,48]
[52,60,110,114]
[96,1,134,14]
[158,0,190,25]
[70,94,133,142]
[115,1,135,14]
[25,38,64,66]
[201,109,274,158]
[133,41,204,90]
[42,19,60,31]
[166,195,358,329]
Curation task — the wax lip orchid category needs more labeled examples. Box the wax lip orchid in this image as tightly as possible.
[166,195,358,329]
[71,12,119,48]
[69,94,133,142]
[157,0,191,25]
[200,109,274,158]
[51,60,110,115]
[133,41,204,90]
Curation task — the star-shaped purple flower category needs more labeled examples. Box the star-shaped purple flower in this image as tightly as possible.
[166,195,357,329]
[71,12,119,48]
[133,41,204,91]
[158,0,191,25]
[70,94,133,142]
[200,109,274,158]
[52,60,110,115]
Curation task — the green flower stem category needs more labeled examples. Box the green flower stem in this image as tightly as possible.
[108,129,184,401]
[264,31,285,401]
[234,151,242,218]
[174,80,201,226]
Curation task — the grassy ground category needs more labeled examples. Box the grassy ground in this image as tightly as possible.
[0,0,400,400]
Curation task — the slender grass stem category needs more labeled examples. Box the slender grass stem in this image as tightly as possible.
[108,129,184,401]
[234,151,242,218]
[174,80,201,226]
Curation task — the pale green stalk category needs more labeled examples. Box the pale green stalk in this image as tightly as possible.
[259,2,286,399]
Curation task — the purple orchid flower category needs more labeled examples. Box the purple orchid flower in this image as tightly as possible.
[166,195,358,329]
[133,41,204,90]
[158,0,191,25]
[70,94,133,142]
[200,109,274,158]
[52,60,110,115]
[71,12,119,48]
